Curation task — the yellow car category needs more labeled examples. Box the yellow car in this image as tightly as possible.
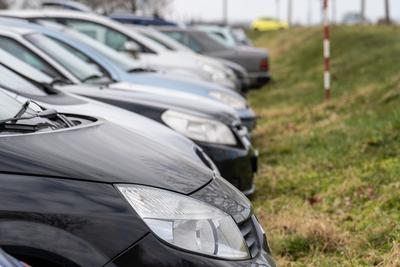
[251,18,289,31]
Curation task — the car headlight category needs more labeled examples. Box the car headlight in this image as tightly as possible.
[117,185,250,260]
[161,110,237,145]
[202,64,227,82]
[209,91,247,109]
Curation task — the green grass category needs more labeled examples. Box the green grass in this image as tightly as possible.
[248,26,400,266]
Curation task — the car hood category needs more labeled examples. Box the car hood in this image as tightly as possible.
[122,70,244,99]
[3,89,205,166]
[0,118,214,194]
[141,50,205,69]
[63,82,240,125]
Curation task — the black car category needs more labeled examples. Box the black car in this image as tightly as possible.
[0,92,276,267]
[0,49,257,195]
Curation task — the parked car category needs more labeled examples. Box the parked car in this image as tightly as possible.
[110,13,177,26]
[0,19,256,129]
[0,10,239,90]
[0,48,258,195]
[128,25,252,91]
[250,17,289,31]
[342,12,369,25]
[159,27,271,88]
[0,91,276,266]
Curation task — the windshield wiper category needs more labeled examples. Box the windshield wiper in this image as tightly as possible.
[0,100,74,128]
[81,74,104,83]
[127,67,156,73]
[49,78,73,87]
[12,100,31,123]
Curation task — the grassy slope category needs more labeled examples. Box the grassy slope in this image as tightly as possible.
[248,26,400,266]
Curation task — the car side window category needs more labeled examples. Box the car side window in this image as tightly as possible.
[163,31,184,43]
[212,31,227,41]
[0,36,62,79]
[61,19,149,53]
[185,35,203,53]
[0,65,47,96]
[163,31,202,53]
[48,36,112,79]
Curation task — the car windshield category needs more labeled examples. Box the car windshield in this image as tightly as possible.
[189,31,227,52]
[62,28,143,72]
[0,64,47,96]
[0,35,62,79]
[0,90,29,121]
[138,31,174,50]
[24,33,104,83]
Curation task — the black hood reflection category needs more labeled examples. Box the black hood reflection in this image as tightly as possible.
[0,119,213,194]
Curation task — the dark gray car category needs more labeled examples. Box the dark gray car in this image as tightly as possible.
[159,28,271,88]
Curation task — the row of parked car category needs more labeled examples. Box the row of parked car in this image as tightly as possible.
[0,2,276,266]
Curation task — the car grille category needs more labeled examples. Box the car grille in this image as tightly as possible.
[239,217,259,258]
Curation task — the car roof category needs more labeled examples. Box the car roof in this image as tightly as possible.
[109,14,177,26]
[0,24,34,35]
[0,10,169,52]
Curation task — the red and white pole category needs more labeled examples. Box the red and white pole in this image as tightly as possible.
[323,0,331,100]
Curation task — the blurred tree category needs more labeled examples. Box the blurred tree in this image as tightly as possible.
[0,0,7,9]
[83,0,170,16]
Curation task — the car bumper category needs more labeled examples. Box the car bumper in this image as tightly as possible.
[197,141,257,195]
[107,216,277,267]
[248,72,271,88]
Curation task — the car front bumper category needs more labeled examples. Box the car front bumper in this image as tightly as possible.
[107,216,277,267]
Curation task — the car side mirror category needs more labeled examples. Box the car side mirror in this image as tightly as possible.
[123,41,141,57]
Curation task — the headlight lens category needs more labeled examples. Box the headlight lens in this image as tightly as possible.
[161,110,237,145]
[202,64,226,81]
[209,91,247,109]
[117,185,250,260]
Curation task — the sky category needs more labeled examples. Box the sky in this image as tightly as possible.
[169,0,400,25]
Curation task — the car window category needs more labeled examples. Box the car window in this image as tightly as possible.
[162,31,185,44]
[25,33,104,83]
[46,35,112,79]
[0,64,46,96]
[163,31,202,53]
[212,31,227,41]
[61,19,152,53]
[185,34,203,53]
[0,36,62,79]
[63,28,142,72]
[140,32,173,50]
[190,31,227,52]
